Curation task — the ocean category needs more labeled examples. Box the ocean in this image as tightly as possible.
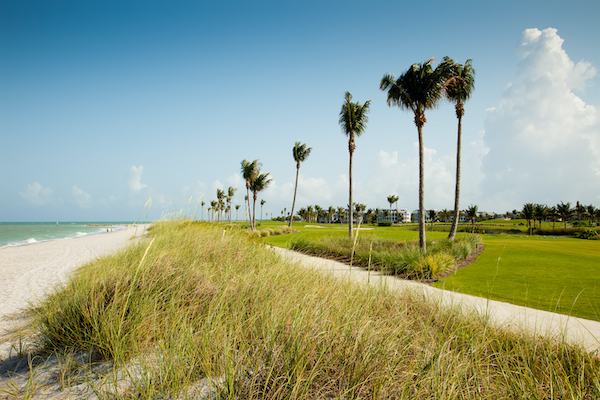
[0,222,133,249]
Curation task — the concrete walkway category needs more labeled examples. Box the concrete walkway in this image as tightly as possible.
[273,247,600,354]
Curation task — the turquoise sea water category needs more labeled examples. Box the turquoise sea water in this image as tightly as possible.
[0,222,133,249]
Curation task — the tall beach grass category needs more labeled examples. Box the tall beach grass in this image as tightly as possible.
[7,220,599,399]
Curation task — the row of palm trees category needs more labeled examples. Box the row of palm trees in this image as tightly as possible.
[521,201,600,234]
[201,160,272,231]
[200,186,239,223]
[379,57,475,251]
[333,57,475,251]
[240,159,272,231]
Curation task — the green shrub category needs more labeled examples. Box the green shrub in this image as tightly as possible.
[575,229,599,240]
[378,221,393,227]
[418,252,455,278]
[291,234,482,280]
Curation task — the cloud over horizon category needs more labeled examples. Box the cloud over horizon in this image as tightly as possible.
[480,27,599,211]
[128,166,148,193]
[19,182,54,206]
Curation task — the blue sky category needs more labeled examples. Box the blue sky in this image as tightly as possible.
[1,0,599,221]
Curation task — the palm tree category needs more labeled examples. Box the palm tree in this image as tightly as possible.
[216,189,226,222]
[260,199,266,222]
[387,195,399,223]
[289,141,312,228]
[337,206,346,224]
[227,186,237,223]
[210,200,217,222]
[534,203,548,230]
[428,209,437,231]
[374,208,382,223]
[201,201,206,221]
[328,206,335,225]
[235,204,240,221]
[444,58,475,241]
[557,202,574,229]
[576,201,586,224]
[339,92,371,239]
[588,205,597,226]
[380,58,453,251]
[465,204,478,234]
[522,203,535,235]
[355,203,367,222]
[249,172,272,231]
[241,159,260,224]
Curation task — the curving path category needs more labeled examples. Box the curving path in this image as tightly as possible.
[273,247,600,353]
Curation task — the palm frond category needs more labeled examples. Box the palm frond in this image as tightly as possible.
[339,92,371,138]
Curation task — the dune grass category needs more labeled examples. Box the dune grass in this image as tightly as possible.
[10,220,600,399]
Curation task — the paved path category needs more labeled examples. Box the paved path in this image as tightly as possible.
[273,247,600,353]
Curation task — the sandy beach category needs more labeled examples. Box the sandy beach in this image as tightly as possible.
[0,224,149,360]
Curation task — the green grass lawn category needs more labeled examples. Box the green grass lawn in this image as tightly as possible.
[432,234,600,321]
[261,222,600,322]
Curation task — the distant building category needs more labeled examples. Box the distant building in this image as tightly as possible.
[377,208,410,223]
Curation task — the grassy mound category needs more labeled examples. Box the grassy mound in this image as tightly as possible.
[289,234,483,280]
[20,221,600,399]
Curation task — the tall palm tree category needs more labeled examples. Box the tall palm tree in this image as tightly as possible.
[339,91,371,239]
[235,204,240,221]
[328,206,335,225]
[380,58,453,251]
[444,58,475,241]
[557,202,574,229]
[588,205,597,226]
[466,204,478,234]
[387,195,399,223]
[374,208,382,223]
[210,200,217,222]
[337,206,346,224]
[241,159,260,224]
[201,201,205,221]
[576,201,586,224]
[216,189,226,222]
[289,141,312,229]
[227,186,237,223]
[534,203,548,230]
[522,203,535,235]
[260,199,266,221]
[250,172,272,231]
[428,209,437,231]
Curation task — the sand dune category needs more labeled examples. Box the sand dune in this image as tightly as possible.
[0,225,148,359]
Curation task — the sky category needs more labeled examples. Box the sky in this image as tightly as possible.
[1,0,599,222]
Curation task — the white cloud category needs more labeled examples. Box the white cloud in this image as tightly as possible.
[19,182,53,206]
[212,179,223,191]
[226,173,242,187]
[481,28,600,211]
[128,165,147,192]
[72,186,91,208]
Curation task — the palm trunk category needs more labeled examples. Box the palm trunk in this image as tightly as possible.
[246,186,251,224]
[348,138,354,239]
[448,111,463,241]
[252,192,257,231]
[418,124,426,251]
[289,164,300,228]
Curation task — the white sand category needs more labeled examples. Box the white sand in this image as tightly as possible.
[0,225,148,359]
[274,247,600,353]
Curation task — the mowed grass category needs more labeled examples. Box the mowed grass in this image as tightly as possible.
[262,222,600,322]
[432,234,600,321]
